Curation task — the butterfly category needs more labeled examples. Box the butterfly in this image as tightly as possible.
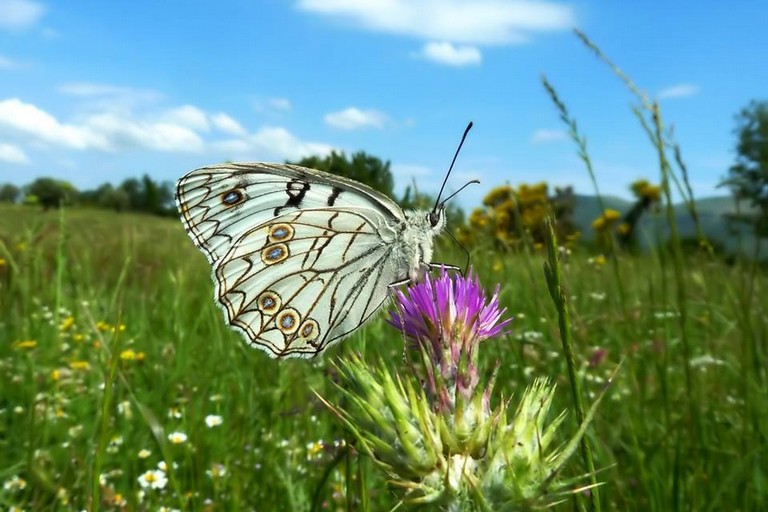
[176,124,474,359]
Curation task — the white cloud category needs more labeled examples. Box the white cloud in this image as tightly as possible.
[0,96,332,163]
[0,142,29,164]
[297,0,574,45]
[658,83,699,100]
[211,113,246,136]
[0,98,107,149]
[254,97,293,113]
[0,98,203,153]
[58,82,163,111]
[269,98,292,111]
[0,54,19,70]
[415,41,481,66]
[161,105,210,132]
[215,126,333,161]
[324,107,387,130]
[0,0,46,31]
[530,128,567,143]
[85,112,205,152]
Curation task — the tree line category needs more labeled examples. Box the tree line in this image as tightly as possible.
[0,174,177,216]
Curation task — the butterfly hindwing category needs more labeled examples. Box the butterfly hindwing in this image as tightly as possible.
[176,163,412,358]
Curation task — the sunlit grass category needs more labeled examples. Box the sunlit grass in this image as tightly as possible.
[1,201,765,510]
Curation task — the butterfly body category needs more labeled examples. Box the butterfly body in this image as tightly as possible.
[176,162,445,358]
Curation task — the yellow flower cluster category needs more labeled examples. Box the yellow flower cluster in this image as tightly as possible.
[591,209,621,232]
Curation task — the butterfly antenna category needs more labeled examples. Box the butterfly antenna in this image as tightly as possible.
[439,179,480,207]
[433,121,473,213]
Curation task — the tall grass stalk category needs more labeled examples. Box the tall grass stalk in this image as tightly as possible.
[540,75,629,320]
[542,218,601,512]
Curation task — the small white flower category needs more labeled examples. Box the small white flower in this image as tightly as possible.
[689,354,726,368]
[520,330,543,342]
[158,460,178,472]
[205,414,223,428]
[3,475,27,491]
[167,407,182,419]
[138,448,152,459]
[206,463,227,479]
[167,431,187,444]
[137,469,167,490]
[117,400,132,418]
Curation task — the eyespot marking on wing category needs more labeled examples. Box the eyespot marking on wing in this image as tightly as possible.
[257,291,281,314]
[276,308,300,334]
[298,319,320,345]
[221,189,245,207]
[261,243,289,265]
[268,223,294,243]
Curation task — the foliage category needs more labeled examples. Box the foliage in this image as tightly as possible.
[25,177,78,209]
[723,99,768,236]
[289,150,395,199]
[0,183,20,203]
[457,182,578,250]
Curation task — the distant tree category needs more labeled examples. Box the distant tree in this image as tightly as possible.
[289,151,395,198]
[118,178,143,211]
[723,100,768,236]
[94,183,131,211]
[0,183,20,203]
[25,178,78,209]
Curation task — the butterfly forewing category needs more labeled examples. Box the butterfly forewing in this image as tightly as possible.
[176,163,414,358]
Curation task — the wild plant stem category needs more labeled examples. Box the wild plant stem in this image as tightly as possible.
[543,218,601,512]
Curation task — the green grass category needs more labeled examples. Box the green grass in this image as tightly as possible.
[0,202,766,510]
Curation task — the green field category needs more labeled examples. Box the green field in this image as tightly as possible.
[0,203,766,511]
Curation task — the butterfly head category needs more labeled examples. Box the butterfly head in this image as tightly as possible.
[428,207,446,231]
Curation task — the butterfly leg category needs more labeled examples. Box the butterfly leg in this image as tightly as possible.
[427,262,463,275]
[387,277,412,289]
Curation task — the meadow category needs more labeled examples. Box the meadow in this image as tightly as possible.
[0,196,766,511]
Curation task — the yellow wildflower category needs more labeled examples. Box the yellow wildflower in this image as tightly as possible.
[120,349,137,361]
[589,255,607,267]
[591,217,606,231]
[603,209,621,222]
[14,340,37,349]
[52,369,60,382]
[616,223,631,236]
[72,333,85,342]
[0,257,6,267]
[69,361,90,371]
[60,316,75,331]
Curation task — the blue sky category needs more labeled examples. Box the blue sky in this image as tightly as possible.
[0,1,765,208]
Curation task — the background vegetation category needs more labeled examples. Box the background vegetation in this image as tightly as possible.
[1,33,766,511]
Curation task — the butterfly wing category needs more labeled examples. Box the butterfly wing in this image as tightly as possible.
[176,163,408,358]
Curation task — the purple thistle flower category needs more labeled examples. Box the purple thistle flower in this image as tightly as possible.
[388,268,512,415]
[389,267,511,349]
